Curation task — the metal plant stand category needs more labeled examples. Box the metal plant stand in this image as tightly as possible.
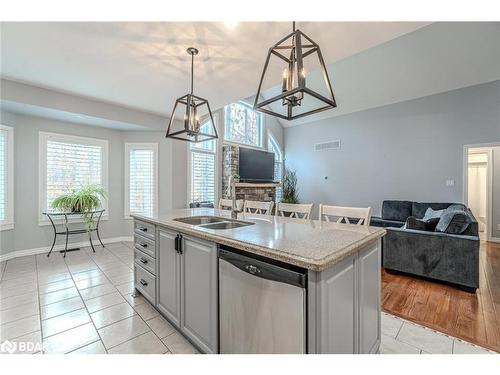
[43,210,105,258]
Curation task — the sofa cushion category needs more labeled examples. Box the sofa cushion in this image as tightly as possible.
[405,216,440,231]
[382,200,412,222]
[412,202,462,219]
[435,207,472,234]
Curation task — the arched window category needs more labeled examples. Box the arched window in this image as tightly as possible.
[268,133,283,202]
[224,102,263,147]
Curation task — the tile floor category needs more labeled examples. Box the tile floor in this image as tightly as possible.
[0,241,497,355]
[0,242,197,354]
[380,313,496,354]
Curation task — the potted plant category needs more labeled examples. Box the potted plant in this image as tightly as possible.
[51,185,107,231]
[281,167,299,204]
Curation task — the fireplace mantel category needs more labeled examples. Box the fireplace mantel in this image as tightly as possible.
[235,182,280,188]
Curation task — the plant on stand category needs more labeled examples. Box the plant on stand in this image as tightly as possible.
[281,167,299,204]
[51,185,107,231]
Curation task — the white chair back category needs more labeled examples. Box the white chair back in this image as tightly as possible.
[243,200,274,215]
[319,204,372,226]
[219,198,243,211]
[275,202,313,219]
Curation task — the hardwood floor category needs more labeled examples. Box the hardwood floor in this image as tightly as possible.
[382,240,500,352]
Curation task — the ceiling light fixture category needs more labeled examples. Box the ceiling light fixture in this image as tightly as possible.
[166,47,218,143]
[253,22,337,121]
[223,21,239,29]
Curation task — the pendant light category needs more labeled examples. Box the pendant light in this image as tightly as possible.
[253,22,337,120]
[166,47,218,143]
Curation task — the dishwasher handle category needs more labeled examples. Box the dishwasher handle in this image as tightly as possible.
[219,248,306,288]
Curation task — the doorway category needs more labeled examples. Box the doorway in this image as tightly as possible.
[464,145,494,241]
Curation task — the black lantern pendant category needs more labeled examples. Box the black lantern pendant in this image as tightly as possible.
[166,47,218,142]
[254,22,337,121]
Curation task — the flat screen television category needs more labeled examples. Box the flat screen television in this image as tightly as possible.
[238,147,275,182]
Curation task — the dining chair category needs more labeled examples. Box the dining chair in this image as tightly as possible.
[319,204,372,226]
[275,202,314,219]
[219,198,243,211]
[243,200,274,215]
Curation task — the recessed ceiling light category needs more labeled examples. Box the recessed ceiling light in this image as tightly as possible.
[223,21,239,29]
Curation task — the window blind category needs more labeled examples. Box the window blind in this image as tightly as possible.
[129,148,155,216]
[46,139,103,210]
[0,130,5,221]
[191,151,215,204]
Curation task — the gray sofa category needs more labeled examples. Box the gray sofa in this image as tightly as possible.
[371,200,480,292]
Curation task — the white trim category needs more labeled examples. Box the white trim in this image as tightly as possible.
[124,142,159,219]
[0,236,133,262]
[488,237,500,243]
[38,131,109,223]
[0,125,14,230]
[463,143,497,242]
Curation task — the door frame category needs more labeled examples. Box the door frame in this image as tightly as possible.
[463,142,498,242]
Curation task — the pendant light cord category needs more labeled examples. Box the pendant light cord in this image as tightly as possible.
[190,53,194,94]
[292,21,296,32]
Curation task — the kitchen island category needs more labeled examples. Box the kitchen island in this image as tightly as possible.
[131,208,386,354]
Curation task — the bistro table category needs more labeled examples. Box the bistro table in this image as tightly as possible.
[42,209,105,257]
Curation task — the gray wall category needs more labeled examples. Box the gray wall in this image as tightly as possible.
[284,80,500,237]
[0,112,179,256]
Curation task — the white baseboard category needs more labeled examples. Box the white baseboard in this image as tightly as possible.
[0,236,133,262]
[487,237,500,244]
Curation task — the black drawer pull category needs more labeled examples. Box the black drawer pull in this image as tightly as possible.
[139,227,148,232]
[140,258,148,264]
[138,242,148,248]
[139,279,148,287]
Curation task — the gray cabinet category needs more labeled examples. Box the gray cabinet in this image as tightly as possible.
[157,228,181,327]
[180,236,218,354]
[358,243,381,353]
[156,228,218,353]
[308,239,381,354]
[314,255,357,354]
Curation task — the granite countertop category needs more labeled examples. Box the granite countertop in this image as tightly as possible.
[131,208,386,272]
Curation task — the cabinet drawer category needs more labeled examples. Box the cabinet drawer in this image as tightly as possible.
[135,265,156,305]
[134,249,156,275]
[134,220,155,240]
[134,233,156,258]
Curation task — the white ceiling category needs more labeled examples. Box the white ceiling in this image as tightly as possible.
[0,22,429,118]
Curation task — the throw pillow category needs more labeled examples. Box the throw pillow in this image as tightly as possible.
[435,209,472,234]
[405,216,440,231]
[422,208,444,221]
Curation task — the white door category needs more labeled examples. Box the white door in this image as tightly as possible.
[467,152,488,238]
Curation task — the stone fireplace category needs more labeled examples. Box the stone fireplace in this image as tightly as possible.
[222,145,278,203]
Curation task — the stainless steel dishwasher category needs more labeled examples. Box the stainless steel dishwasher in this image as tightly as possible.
[218,245,307,354]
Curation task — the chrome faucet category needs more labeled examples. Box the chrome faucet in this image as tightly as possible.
[227,175,238,219]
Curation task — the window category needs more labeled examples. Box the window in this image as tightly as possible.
[125,143,158,218]
[0,125,14,230]
[268,133,283,202]
[39,132,108,222]
[189,120,216,205]
[224,102,263,147]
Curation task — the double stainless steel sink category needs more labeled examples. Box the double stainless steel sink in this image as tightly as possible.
[173,216,254,230]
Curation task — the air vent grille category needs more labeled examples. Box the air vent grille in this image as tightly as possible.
[314,140,341,152]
